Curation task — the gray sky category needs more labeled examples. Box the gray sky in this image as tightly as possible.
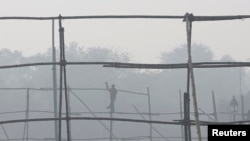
[1,0,250,63]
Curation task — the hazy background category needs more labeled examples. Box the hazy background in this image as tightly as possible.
[0,1,250,141]
[1,0,250,62]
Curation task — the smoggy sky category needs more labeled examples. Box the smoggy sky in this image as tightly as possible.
[1,0,250,63]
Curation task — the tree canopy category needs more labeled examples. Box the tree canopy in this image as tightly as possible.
[0,42,249,137]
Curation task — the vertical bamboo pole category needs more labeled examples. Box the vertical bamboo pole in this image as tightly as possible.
[58,14,71,141]
[187,94,191,141]
[59,15,71,141]
[241,94,245,120]
[185,13,202,141]
[179,90,184,141]
[106,82,113,141]
[23,89,30,141]
[147,87,152,141]
[239,67,242,95]
[25,89,30,141]
[52,19,58,141]
[239,68,244,120]
[212,91,218,121]
[58,15,63,141]
[185,22,191,141]
[26,89,30,141]
[110,112,113,141]
[183,92,190,141]
[67,86,72,141]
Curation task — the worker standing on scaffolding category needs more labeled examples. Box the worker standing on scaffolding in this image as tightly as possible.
[105,82,117,113]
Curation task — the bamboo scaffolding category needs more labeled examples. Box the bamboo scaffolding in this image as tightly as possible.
[0,117,249,126]
[1,61,250,69]
[0,15,250,21]
[0,15,184,20]
[70,90,118,141]
[0,136,210,141]
[1,13,250,141]
[0,110,233,117]
[132,105,170,141]
[185,13,202,141]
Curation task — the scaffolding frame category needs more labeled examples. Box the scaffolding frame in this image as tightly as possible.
[1,13,250,141]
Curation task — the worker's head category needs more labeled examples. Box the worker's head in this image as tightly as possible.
[112,84,115,88]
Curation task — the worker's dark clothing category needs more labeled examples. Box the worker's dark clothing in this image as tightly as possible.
[107,87,117,113]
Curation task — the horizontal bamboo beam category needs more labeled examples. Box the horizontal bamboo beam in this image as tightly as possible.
[0,15,250,21]
[0,15,184,20]
[0,117,249,126]
[1,61,250,69]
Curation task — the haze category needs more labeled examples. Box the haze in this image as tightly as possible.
[0,0,250,63]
